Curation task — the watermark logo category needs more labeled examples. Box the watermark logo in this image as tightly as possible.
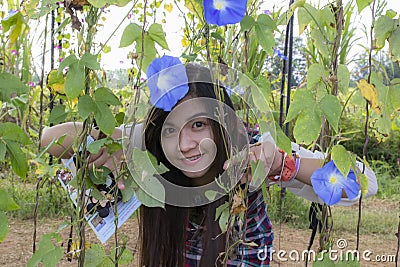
[257,238,396,263]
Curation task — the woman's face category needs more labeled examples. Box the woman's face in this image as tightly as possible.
[160,97,217,179]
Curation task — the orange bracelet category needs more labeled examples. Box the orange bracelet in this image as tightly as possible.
[268,148,298,182]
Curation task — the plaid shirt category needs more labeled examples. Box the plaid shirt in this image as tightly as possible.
[185,189,273,266]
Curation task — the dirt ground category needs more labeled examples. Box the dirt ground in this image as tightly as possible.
[1,206,398,267]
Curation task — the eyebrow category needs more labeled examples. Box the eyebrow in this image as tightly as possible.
[164,112,210,128]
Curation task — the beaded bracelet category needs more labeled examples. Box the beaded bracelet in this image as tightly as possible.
[268,148,300,182]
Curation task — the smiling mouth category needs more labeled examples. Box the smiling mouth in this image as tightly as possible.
[183,154,202,161]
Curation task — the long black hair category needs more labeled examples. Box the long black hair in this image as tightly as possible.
[139,63,236,267]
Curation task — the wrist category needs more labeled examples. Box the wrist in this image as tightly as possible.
[269,147,284,176]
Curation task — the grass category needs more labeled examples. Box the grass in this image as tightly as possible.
[2,158,399,240]
[267,181,399,239]
[331,197,399,237]
[0,177,72,220]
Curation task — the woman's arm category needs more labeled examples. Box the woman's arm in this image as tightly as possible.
[246,135,377,204]
[41,122,121,158]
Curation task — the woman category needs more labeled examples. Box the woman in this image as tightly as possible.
[41,58,377,267]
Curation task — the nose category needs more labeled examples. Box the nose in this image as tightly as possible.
[179,127,197,153]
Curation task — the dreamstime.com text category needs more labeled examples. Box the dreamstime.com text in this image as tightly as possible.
[257,239,396,263]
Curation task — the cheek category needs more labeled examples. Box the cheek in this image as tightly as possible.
[161,138,178,158]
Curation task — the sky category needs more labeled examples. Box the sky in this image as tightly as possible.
[4,0,397,71]
[97,0,399,70]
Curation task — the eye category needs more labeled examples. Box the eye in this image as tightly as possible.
[162,127,176,137]
[192,119,207,129]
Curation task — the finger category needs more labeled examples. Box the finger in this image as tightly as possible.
[89,150,110,169]
[259,141,276,171]
[88,147,107,162]
[117,179,125,190]
[224,147,251,170]
[240,169,252,184]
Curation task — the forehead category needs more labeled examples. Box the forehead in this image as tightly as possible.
[164,97,211,127]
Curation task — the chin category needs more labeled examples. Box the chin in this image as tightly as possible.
[182,169,210,179]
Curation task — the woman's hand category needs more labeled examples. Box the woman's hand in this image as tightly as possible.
[88,148,125,190]
[223,141,283,184]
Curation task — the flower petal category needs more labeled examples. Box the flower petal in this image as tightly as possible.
[311,160,352,205]
[204,0,247,26]
[341,170,360,200]
[146,55,189,111]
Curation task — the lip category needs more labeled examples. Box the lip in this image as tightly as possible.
[180,154,203,166]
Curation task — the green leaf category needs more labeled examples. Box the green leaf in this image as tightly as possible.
[313,252,336,266]
[89,166,111,185]
[0,72,29,102]
[254,75,271,98]
[87,139,109,154]
[240,15,255,32]
[275,124,292,154]
[87,0,106,8]
[94,102,116,135]
[215,201,229,221]
[184,0,204,20]
[319,95,341,133]
[64,62,85,99]
[293,111,321,145]
[389,81,400,109]
[136,186,164,208]
[297,4,316,35]
[58,54,78,74]
[0,189,19,211]
[336,258,361,267]
[218,206,230,232]
[27,233,63,267]
[250,84,269,114]
[0,142,6,161]
[120,174,136,202]
[374,15,395,49]
[81,53,100,70]
[109,0,131,6]
[255,16,275,54]
[388,27,400,62]
[337,65,350,93]
[250,160,267,185]
[385,9,397,19]
[307,63,329,91]
[285,89,314,123]
[257,14,277,31]
[131,148,166,207]
[119,23,142,48]
[205,190,217,201]
[48,104,67,124]
[6,141,28,178]
[0,211,9,243]
[136,34,157,72]
[93,87,121,106]
[78,95,96,120]
[332,145,352,178]
[110,246,134,265]
[356,0,373,13]
[210,32,225,42]
[310,29,331,59]
[0,122,31,145]
[148,23,169,50]
[84,244,107,267]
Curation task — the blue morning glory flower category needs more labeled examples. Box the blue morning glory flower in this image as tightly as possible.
[310,160,360,205]
[146,55,189,111]
[203,0,247,26]
[274,48,288,60]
